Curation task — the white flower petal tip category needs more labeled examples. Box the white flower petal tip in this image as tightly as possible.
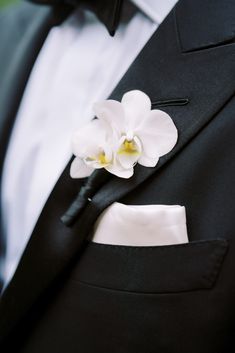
[70,157,93,179]
[70,90,178,179]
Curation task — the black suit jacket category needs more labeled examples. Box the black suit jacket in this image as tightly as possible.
[0,0,235,352]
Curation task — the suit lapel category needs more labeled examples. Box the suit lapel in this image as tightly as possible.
[0,4,73,172]
[0,5,53,173]
[0,0,72,339]
[1,0,235,344]
[0,4,71,270]
[0,2,55,292]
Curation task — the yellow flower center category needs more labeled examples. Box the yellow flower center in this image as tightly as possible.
[97,152,109,165]
[86,151,110,166]
[118,139,140,156]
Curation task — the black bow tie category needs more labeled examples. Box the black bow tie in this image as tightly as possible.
[28,0,124,36]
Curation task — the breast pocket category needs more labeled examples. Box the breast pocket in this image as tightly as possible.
[71,239,228,293]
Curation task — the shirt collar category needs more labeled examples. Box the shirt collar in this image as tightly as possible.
[131,0,179,24]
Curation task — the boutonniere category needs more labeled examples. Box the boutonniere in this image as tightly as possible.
[70,90,178,179]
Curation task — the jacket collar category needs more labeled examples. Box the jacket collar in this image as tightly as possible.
[0,0,235,345]
[176,0,235,52]
[132,0,178,24]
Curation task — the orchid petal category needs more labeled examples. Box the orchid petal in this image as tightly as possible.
[137,109,178,158]
[93,100,125,135]
[84,160,106,169]
[72,119,108,157]
[105,163,134,179]
[121,90,151,130]
[138,155,159,167]
[70,157,93,178]
[117,152,139,169]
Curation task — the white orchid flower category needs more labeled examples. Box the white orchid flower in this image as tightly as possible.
[70,90,178,179]
[70,118,133,179]
[93,90,178,169]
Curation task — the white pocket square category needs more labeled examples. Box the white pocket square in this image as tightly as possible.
[92,203,189,246]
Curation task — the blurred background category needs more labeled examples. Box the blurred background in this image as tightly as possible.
[0,0,18,8]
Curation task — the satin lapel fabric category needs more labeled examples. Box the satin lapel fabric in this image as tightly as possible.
[0,4,56,288]
[0,3,72,286]
[0,0,235,345]
[0,4,65,175]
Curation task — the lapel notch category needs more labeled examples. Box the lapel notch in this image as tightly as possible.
[175,0,235,52]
